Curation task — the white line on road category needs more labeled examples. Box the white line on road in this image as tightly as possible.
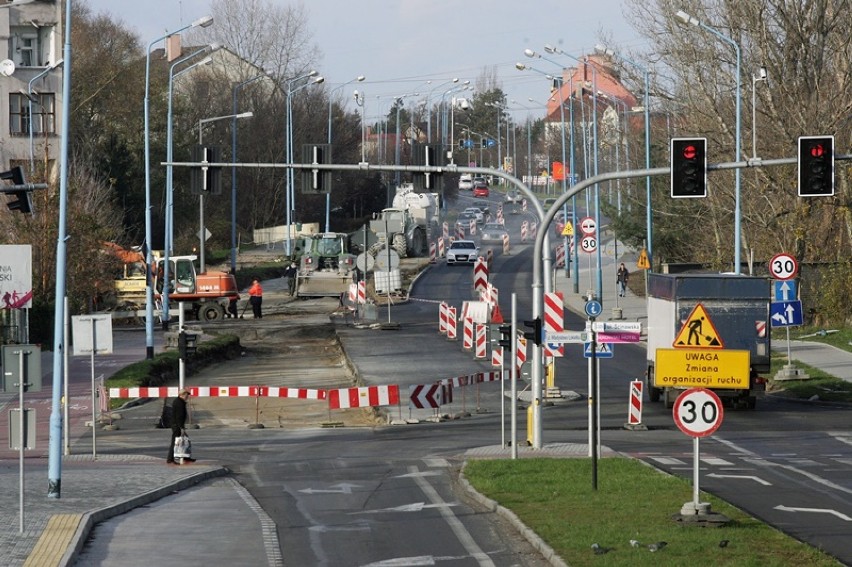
[775,505,852,521]
[707,473,772,486]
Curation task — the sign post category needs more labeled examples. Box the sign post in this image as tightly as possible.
[72,314,114,458]
[673,388,725,519]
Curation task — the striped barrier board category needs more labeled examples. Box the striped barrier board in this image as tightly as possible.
[328,385,400,409]
[108,386,326,399]
[492,346,503,367]
[627,380,643,426]
[447,306,457,340]
[475,323,487,359]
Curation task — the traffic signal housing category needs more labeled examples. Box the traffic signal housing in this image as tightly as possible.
[670,137,707,198]
[0,166,33,214]
[302,143,332,194]
[798,135,834,197]
[412,143,443,191]
[497,323,513,348]
[190,145,222,195]
[522,317,543,346]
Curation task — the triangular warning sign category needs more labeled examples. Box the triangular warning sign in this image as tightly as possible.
[491,304,504,324]
[561,222,574,236]
[636,248,650,270]
[673,303,725,348]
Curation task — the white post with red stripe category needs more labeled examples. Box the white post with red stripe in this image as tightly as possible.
[438,237,445,258]
[439,302,448,334]
[357,281,366,304]
[520,220,528,242]
[446,306,457,340]
[543,292,564,358]
[502,233,510,255]
[462,317,474,350]
[475,323,487,359]
[429,242,437,263]
[491,346,503,367]
[625,380,645,429]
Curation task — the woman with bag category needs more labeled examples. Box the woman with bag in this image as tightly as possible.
[167,388,195,464]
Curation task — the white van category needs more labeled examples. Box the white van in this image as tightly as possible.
[458,174,473,191]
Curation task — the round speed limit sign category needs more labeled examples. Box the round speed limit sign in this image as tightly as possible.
[580,235,597,254]
[769,252,798,281]
[673,388,724,438]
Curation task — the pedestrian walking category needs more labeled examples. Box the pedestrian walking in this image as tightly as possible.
[616,262,629,297]
[284,262,298,296]
[166,388,194,464]
[249,277,263,318]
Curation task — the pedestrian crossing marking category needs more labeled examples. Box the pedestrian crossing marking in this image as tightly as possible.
[673,303,724,348]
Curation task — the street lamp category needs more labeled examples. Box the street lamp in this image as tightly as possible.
[675,9,743,274]
[231,72,269,274]
[162,45,215,328]
[144,14,214,359]
[27,59,63,173]
[197,111,253,273]
[353,89,366,163]
[284,72,323,255]
[594,43,652,267]
[326,75,365,231]
[752,67,767,159]
[426,78,459,142]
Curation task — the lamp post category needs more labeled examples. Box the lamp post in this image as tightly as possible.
[594,44,652,265]
[426,78,459,142]
[162,46,215,328]
[675,9,742,274]
[752,67,767,159]
[143,14,214,359]
[533,46,602,301]
[230,73,267,274]
[392,93,418,187]
[353,89,366,163]
[26,59,63,173]
[326,75,365,231]
[197,112,253,273]
[284,72,323,255]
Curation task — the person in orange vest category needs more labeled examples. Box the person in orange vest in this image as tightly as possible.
[248,277,263,318]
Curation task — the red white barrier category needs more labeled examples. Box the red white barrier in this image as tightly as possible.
[328,385,400,409]
[530,221,538,240]
[555,244,565,268]
[491,346,503,367]
[627,380,643,426]
[520,220,528,242]
[469,219,476,235]
[475,323,487,359]
[456,224,465,240]
[357,281,366,304]
[429,242,437,263]
[502,233,510,255]
[446,306,457,340]
[109,386,326,399]
[473,257,488,293]
[439,301,448,334]
[442,221,449,240]
[438,237,445,258]
[462,317,474,350]
[543,291,564,358]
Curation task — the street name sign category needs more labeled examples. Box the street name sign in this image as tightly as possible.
[596,332,641,343]
[546,331,589,344]
[592,322,641,333]
[654,348,750,389]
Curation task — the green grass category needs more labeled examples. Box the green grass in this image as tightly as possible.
[464,458,840,566]
[766,351,852,402]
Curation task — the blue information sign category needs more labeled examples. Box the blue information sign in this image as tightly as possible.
[774,280,798,302]
[770,300,803,327]
[583,342,613,358]
[584,300,602,318]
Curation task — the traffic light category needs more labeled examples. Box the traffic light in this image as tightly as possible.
[0,166,33,214]
[178,331,197,359]
[670,137,707,198]
[522,317,543,346]
[301,143,332,194]
[498,323,512,348]
[412,143,443,191]
[190,145,222,195]
[798,135,834,197]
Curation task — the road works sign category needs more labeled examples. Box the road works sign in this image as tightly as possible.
[654,348,750,389]
[672,303,724,348]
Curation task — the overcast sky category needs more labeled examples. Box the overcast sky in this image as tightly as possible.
[85,0,643,119]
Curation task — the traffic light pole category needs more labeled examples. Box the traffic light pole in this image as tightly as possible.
[166,150,852,450]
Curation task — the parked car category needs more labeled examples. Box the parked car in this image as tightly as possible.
[463,207,485,223]
[446,240,480,265]
[458,174,473,191]
[480,222,508,244]
[505,189,521,204]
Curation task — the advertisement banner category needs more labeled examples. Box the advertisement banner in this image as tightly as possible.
[0,245,33,309]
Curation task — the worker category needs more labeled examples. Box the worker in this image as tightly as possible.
[248,277,263,318]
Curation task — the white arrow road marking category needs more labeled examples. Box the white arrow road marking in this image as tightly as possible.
[775,505,852,521]
[298,482,360,495]
[351,502,459,514]
[361,555,474,566]
[707,473,772,486]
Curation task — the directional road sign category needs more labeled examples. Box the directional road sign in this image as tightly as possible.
[673,388,724,438]
[774,280,798,302]
[592,322,641,333]
[408,384,442,409]
[770,300,803,327]
[583,342,613,358]
[596,332,641,344]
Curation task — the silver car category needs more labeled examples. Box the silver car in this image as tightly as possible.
[446,240,480,265]
[480,222,508,244]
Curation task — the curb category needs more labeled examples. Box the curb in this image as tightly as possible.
[57,466,229,566]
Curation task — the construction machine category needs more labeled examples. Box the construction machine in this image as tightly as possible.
[294,233,356,298]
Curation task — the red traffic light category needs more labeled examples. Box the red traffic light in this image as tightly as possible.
[810,144,825,158]
[682,145,698,160]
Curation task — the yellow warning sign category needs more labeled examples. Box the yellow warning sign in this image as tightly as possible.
[654,348,749,389]
[561,222,574,236]
[637,248,650,270]
[673,304,724,349]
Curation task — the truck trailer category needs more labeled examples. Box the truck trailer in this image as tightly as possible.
[645,273,771,409]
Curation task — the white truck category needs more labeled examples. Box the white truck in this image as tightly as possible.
[645,273,771,409]
[369,184,441,258]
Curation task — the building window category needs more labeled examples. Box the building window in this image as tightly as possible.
[9,25,54,68]
[9,92,56,136]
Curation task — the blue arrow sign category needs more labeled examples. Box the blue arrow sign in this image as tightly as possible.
[774,280,798,302]
[583,342,613,358]
[770,300,803,327]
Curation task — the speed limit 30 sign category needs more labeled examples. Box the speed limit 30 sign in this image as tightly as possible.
[769,252,798,281]
[673,388,724,437]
